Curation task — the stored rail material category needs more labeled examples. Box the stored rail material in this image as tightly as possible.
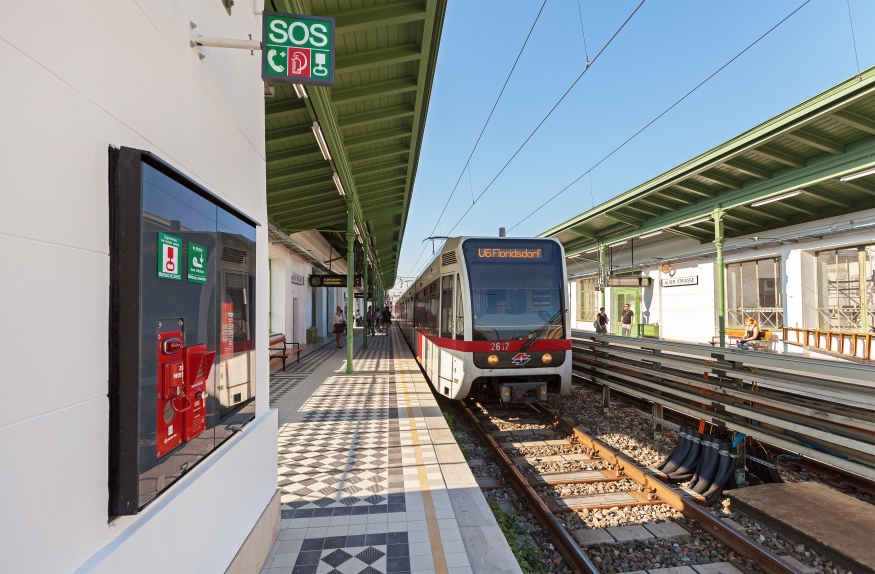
[459,400,799,574]
[571,332,875,480]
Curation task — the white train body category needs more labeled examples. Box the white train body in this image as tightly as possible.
[396,237,571,402]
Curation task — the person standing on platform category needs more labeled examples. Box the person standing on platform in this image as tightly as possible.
[621,303,634,337]
[333,306,345,348]
[595,307,608,334]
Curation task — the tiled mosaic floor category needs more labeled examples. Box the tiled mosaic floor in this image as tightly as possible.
[265,329,472,574]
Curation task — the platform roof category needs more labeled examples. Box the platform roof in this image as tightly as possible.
[540,66,875,255]
[265,0,446,287]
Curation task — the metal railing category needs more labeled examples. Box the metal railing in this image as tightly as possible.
[727,308,783,330]
[783,326,874,361]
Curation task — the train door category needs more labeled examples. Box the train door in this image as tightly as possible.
[438,275,454,396]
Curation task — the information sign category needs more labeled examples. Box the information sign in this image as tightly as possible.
[661,276,698,287]
[262,12,335,87]
[309,275,362,288]
[158,232,181,280]
[187,242,207,284]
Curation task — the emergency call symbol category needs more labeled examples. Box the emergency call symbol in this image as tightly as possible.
[158,232,182,281]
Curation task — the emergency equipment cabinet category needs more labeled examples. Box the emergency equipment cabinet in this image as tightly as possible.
[109,147,258,515]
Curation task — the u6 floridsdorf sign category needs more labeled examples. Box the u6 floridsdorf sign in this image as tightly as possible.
[262,12,335,87]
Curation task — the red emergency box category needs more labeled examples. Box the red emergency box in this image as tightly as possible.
[157,330,190,458]
[182,344,215,442]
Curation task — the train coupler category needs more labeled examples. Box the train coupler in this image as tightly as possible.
[499,382,548,403]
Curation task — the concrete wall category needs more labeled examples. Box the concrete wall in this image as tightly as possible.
[0,2,276,571]
[567,209,875,346]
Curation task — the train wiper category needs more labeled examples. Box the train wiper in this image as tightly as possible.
[521,308,566,352]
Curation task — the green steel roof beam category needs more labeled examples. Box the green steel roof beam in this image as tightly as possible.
[266,163,332,184]
[831,110,875,135]
[266,124,313,145]
[355,172,408,188]
[785,130,845,155]
[756,145,806,168]
[367,207,407,221]
[659,190,697,205]
[336,43,422,74]
[800,188,852,207]
[622,203,662,218]
[637,196,681,211]
[605,210,646,227]
[721,158,771,180]
[349,144,411,164]
[673,180,718,198]
[344,127,413,147]
[696,170,743,189]
[839,179,875,195]
[353,159,409,176]
[332,0,427,34]
[265,98,308,120]
[266,144,322,165]
[337,105,416,129]
[331,78,418,106]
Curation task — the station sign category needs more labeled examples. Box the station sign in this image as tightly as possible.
[354,292,374,299]
[290,272,305,285]
[262,12,335,87]
[310,275,362,288]
[661,276,698,287]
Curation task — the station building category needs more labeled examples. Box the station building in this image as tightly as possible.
[0,0,443,572]
[542,67,875,362]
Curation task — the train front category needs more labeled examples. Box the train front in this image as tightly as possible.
[462,238,571,403]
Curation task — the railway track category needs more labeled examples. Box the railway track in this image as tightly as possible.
[458,398,801,574]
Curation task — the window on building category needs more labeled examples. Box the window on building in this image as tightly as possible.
[578,277,598,322]
[817,244,875,332]
[725,257,783,329]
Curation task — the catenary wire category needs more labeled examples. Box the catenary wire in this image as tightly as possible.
[443,0,647,238]
[507,0,812,234]
[576,0,591,65]
[845,0,861,78]
[402,0,549,281]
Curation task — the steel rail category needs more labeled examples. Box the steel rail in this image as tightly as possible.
[531,404,800,574]
[459,400,599,574]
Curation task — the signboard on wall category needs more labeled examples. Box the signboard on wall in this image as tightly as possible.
[661,276,698,287]
[262,12,335,87]
[607,276,653,287]
[290,272,305,285]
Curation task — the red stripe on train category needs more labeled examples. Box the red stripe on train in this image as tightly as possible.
[413,329,571,352]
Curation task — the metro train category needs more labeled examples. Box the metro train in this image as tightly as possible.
[396,237,571,402]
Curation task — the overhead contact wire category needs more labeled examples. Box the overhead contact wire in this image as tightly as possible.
[446,0,648,237]
[404,0,548,280]
[508,0,812,234]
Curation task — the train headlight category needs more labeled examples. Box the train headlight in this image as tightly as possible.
[541,353,553,365]
[487,354,499,366]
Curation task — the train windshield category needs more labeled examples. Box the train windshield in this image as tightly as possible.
[463,239,565,341]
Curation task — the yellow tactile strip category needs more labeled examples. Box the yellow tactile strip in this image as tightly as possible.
[391,332,450,574]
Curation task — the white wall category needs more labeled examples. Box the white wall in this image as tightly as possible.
[567,209,875,346]
[0,2,275,571]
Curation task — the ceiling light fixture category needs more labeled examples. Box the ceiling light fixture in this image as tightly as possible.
[679,216,712,228]
[608,241,627,247]
[639,231,663,239]
[839,167,875,181]
[293,84,309,99]
[312,121,331,161]
[332,172,346,197]
[751,190,802,207]
[585,247,599,254]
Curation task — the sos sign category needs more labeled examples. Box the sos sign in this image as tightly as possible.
[262,12,335,87]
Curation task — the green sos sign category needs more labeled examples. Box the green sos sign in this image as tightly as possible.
[261,12,335,87]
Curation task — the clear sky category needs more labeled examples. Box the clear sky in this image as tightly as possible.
[389,0,875,294]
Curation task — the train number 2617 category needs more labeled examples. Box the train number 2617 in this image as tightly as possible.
[490,342,510,351]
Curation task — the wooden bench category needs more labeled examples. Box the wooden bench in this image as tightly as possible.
[269,333,300,371]
[711,328,772,350]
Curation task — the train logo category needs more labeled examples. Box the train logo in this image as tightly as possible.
[511,353,531,365]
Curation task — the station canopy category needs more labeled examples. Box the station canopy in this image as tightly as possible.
[265,0,446,288]
[541,66,875,255]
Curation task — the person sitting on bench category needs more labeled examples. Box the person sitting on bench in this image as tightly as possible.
[736,317,761,350]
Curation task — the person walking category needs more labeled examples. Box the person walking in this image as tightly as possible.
[595,307,608,334]
[621,303,634,337]
[354,308,362,327]
[332,306,345,348]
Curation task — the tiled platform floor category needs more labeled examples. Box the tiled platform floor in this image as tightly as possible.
[262,329,520,574]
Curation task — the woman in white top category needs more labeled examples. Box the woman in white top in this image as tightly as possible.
[333,306,346,348]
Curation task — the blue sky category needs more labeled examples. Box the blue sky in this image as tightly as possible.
[391,0,875,291]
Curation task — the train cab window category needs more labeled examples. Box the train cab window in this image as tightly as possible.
[440,275,454,338]
[463,239,565,341]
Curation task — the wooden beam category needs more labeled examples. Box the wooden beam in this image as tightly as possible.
[756,145,805,168]
[721,158,771,180]
[831,110,875,135]
[785,130,845,155]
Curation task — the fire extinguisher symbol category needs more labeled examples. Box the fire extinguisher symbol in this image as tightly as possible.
[165,247,175,272]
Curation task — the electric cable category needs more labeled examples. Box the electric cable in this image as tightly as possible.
[845,0,861,79]
[507,0,812,235]
[404,0,549,278]
[444,0,648,238]
[576,0,591,66]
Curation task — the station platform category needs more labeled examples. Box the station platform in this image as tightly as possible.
[262,327,521,574]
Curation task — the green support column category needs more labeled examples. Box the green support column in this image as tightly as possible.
[714,208,726,348]
[346,209,355,373]
[598,243,606,309]
[362,258,368,349]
